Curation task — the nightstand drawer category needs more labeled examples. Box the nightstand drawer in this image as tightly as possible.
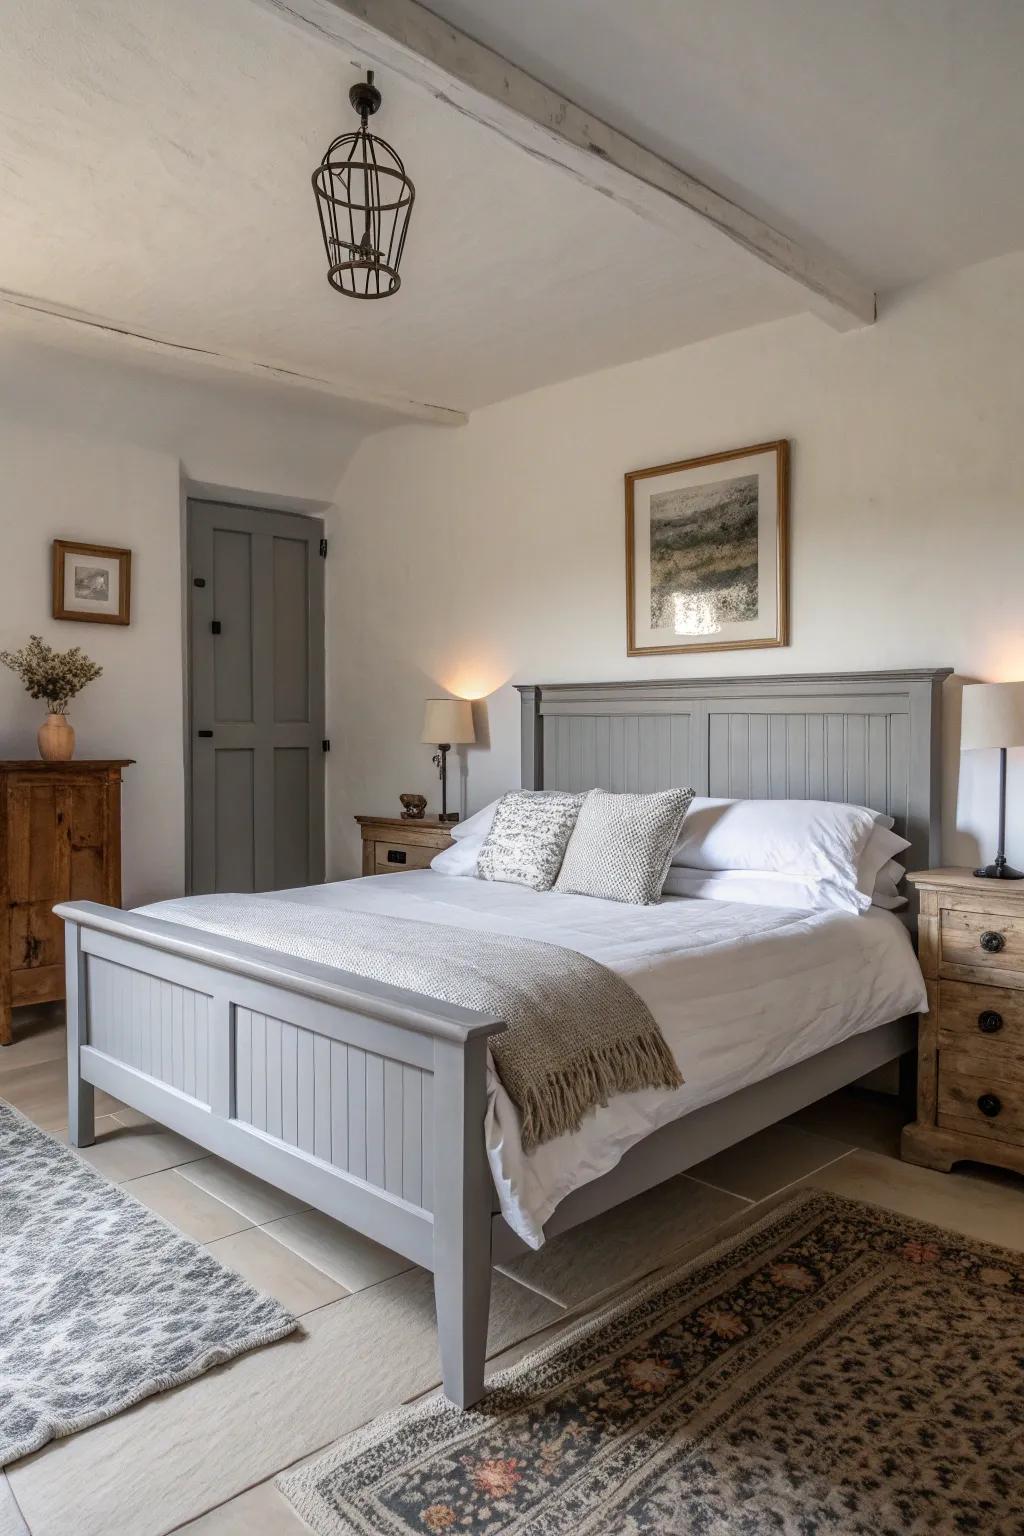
[373,841,437,873]
[937,980,1024,1053]
[937,1058,1024,1144]
[939,909,1024,976]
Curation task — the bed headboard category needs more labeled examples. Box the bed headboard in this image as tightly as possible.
[517,669,951,878]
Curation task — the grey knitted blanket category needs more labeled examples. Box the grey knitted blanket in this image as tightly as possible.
[145,896,682,1150]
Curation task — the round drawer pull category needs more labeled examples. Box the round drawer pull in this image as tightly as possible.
[978,1010,1004,1034]
[977,1093,1002,1118]
[980,930,1006,954]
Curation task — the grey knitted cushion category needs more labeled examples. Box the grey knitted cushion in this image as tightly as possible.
[476,790,585,891]
[555,787,696,905]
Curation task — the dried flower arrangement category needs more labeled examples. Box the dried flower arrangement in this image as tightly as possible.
[0,634,103,713]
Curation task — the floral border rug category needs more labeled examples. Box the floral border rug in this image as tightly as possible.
[0,1098,297,1466]
[280,1188,1024,1534]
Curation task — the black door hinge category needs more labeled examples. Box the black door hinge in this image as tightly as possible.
[319,538,328,558]
[210,620,222,634]
[322,738,331,752]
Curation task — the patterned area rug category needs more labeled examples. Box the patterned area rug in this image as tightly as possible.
[280,1189,1024,1534]
[0,1099,297,1466]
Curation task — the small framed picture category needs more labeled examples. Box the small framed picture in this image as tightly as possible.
[626,439,789,656]
[52,540,132,625]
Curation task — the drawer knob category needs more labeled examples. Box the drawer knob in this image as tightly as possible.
[978,1010,1004,1034]
[977,1093,1002,1118]
[980,930,1006,954]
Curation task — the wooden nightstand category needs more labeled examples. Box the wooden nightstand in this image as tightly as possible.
[355,816,455,877]
[903,867,1024,1177]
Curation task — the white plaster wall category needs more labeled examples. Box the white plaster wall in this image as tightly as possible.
[328,252,1024,877]
[0,339,363,905]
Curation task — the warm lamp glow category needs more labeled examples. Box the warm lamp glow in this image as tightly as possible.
[438,663,512,701]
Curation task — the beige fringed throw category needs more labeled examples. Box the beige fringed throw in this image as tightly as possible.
[146,895,683,1151]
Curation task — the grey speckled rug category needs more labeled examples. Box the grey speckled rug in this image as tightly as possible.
[0,1098,297,1466]
[281,1189,1024,1535]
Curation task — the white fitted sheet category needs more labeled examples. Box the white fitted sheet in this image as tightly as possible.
[246,870,926,1248]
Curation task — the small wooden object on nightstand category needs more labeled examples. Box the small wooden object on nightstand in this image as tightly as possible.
[903,867,1024,1177]
[355,815,454,877]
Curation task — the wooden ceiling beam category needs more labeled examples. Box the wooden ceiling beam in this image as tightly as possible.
[258,0,875,331]
[0,288,468,427]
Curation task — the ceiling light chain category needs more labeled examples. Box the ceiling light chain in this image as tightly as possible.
[312,71,414,300]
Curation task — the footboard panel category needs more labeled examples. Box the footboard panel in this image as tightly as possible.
[233,1009,434,1211]
[59,902,503,1276]
[86,957,214,1108]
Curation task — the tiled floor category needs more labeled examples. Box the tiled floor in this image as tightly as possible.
[3,1004,1023,1536]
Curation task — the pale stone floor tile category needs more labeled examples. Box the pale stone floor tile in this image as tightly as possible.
[110,1105,157,1129]
[4,1007,65,1067]
[176,1479,312,1534]
[498,1173,747,1307]
[261,1208,414,1293]
[206,1227,347,1316]
[74,1121,208,1183]
[785,1086,910,1158]
[0,1057,120,1129]
[687,1121,853,1201]
[122,1168,254,1244]
[56,1114,122,1145]
[180,1155,310,1226]
[7,1266,561,1536]
[800,1148,1024,1251]
[0,1474,29,1536]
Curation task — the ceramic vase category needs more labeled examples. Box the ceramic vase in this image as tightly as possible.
[37,712,75,762]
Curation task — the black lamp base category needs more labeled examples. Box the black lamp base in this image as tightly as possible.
[974,858,1024,880]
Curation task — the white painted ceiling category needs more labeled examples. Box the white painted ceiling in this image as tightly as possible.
[1,0,1021,418]
[429,0,1024,292]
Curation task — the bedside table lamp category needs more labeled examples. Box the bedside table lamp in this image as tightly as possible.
[421,698,475,823]
[961,680,1024,879]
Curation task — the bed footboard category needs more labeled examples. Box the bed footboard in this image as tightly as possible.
[57,901,505,1409]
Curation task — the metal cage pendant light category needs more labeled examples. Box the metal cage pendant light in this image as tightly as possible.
[312,72,414,299]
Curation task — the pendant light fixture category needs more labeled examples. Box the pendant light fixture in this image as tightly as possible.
[312,71,414,299]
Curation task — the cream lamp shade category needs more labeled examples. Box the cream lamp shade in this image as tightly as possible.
[961,682,1024,751]
[421,698,476,746]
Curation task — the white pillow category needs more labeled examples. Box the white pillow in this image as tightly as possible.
[855,824,910,906]
[662,864,906,914]
[430,837,485,877]
[449,799,500,841]
[671,796,888,903]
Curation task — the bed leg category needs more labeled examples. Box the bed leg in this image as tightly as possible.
[65,920,95,1148]
[432,1033,493,1410]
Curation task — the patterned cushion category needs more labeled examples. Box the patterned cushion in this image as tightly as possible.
[476,791,584,891]
[555,787,696,905]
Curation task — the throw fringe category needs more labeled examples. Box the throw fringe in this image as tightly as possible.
[513,1031,683,1152]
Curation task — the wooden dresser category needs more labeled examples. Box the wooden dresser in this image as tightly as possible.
[355,815,455,876]
[903,867,1024,1177]
[0,760,132,1046]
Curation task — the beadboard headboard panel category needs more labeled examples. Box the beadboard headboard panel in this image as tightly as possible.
[517,670,951,880]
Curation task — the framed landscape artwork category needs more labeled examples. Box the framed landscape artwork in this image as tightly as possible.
[625,439,789,656]
[52,540,132,625]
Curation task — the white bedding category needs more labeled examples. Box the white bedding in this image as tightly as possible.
[215,870,927,1249]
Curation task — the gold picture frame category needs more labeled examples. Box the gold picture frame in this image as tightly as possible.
[52,540,132,626]
[625,439,789,656]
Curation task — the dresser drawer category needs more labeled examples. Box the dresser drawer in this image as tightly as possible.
[937,980,1024,1054]
[937,1054,1024,1144]
[373,841,437,873]
[939,908,1024,976]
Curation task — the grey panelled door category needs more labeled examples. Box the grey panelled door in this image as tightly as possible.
[188,500,326,894]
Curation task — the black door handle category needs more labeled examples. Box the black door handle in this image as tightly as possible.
[197,730,213,738]
[978,1010,1004,1034]
[980,930,1006,954]
[977,1093,1002,1118]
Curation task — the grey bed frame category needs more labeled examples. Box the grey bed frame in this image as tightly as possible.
[59,667,949,1409]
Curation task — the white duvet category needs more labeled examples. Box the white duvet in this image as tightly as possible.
[217,870,927,1248]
